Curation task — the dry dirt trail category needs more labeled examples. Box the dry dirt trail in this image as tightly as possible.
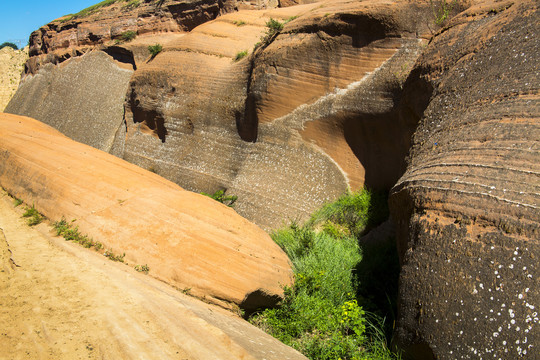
[0,191,305,360]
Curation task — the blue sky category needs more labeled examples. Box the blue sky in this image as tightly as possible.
[0,0,99,48]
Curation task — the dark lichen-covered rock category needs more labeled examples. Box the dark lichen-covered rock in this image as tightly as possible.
[390,1,539,358]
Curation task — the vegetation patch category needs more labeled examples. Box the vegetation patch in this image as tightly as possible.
[22,205,43,226]
[148,44,163,58]
[134,264,150,273]
[430,0,457,26]
[201,189,238,208]
[0,42,18,50]
[250,188,400,359]
[234,50,248,61]
[233,20,246,26]
[53,218,103,250]
[119,30,137,42]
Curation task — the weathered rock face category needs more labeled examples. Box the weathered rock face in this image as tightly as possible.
[6,51,133,152]
[0,47,27,111]
[118,0,434,229]
[7,0,435,230]
[390,1,539,358]
[0,113,293,311]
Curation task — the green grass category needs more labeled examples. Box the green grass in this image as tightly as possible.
[233,20,246,26]
[201,189,238,208]
[234,50,248,61]
[22,204,43,226]
[250,188,400,360]
[13,197,23,207]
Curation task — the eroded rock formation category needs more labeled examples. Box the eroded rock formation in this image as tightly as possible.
[7,0,436,230]
[390,1,539,358]
[0,113,292,311]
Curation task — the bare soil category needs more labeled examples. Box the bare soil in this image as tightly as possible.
[0,191,305,360]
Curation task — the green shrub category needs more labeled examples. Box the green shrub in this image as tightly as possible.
[120,30,137,42]
[250,188,399,359]
[233,20,246,26]
[309,189,389,238]
[257,18,284,48]
[201,189,238,208]
[234,50,248,61]
[430,0,456,25]
[53,218,103,250]
[0,42,18,50]
[148,44,163,58]
[22,204,43,226]
[134,264,150,273]
[13,197,23,207]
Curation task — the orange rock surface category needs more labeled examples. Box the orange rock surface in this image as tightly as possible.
[0,113,292,310]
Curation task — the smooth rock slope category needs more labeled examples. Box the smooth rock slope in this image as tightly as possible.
[390,1,539,358]
[0,113,292,311]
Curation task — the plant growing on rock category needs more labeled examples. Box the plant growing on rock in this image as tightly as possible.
[148,44,163,58]
[201,189,238,208]
[119,30,137,42]
[234,50,248,61]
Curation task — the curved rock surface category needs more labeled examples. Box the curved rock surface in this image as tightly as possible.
[0,113,292,311]
[7,0,436,230]
[390,1,539,358]
[0,191,306,360]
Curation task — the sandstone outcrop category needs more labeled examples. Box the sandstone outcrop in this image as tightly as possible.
[390,1,539,358]
[0,113,292,311]
[7,0,437,230]
[0,46,27,111]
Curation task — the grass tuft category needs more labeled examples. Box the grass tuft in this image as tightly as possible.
[234,50,248,61]
[148,44,163,58]
[22,204,43,226]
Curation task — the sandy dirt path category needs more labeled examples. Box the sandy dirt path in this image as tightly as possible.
[0,191,305,360]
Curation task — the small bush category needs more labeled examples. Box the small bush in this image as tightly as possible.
[234,50,248,61]
[134,264,150,273]
[22,204,43,226]
[257,18,284,48]
[0,42,18,50]
[120,30,137,42]
[201,189,238,208]
[148,44,163,58]
[13,197,23,207]
[233,20,246,26]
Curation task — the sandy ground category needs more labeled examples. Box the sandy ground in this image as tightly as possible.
[0,190,305,360]
[0,47,27,111]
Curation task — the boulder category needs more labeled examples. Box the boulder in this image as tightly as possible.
[390,1,539,358]
[0,113,293,311]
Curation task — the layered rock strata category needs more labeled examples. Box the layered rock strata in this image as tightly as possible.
[0,113,292,311]
[390,1,539,358]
